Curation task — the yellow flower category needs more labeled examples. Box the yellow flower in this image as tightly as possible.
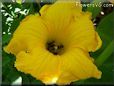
[4,0,102,85]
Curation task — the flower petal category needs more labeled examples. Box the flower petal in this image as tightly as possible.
[40,0,82,36]
[62,12,102,52]
[40,0,81,16]
[4,14,48,55]
[57,48,101,85]
[15,47,61,85]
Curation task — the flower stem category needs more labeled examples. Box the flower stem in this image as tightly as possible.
[96,40,114,67]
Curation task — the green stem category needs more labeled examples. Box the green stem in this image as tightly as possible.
[96,40,114,67]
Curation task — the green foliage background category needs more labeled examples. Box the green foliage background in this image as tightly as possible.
[1,0,114,85]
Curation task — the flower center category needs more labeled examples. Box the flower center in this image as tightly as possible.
[46,41,64,55]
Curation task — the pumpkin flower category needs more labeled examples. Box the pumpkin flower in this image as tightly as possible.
[4,0,102,85]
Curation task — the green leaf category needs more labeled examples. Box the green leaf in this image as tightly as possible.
[2,34,12,45]
[94,12,114,56]
[2,52,20,84]
[20,73,43,85]
[10,16,23,33]
[96,40,114,66]
[90,12,114,59]
[29,3,41,14]
[21,73,30,85]
[87,0,103,18]
[87,6,101,19]
[2,66,20,85]
[21,2,41,15]
[97,12,114,40]
[2,51,11,67]
[2,13,8,33]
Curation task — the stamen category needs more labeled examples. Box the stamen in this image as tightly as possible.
[46,41,64,55]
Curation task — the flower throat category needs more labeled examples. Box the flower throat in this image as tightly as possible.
[46,41,64,55]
